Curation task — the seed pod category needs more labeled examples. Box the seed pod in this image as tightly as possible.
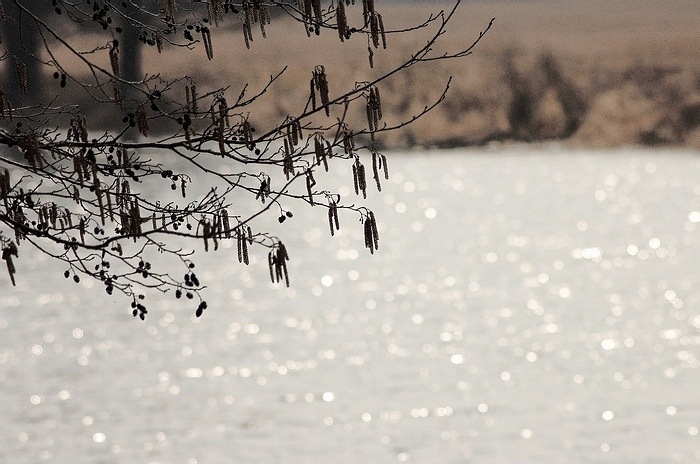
[364,216,372,250]
[0,169,10,208]
[259,4,270,37]
[370,12,380,49]
[219,97,230,128]
[103,189,112,222]
[159,0,175,21]
[241,231,249,264]
[302,0,313,36]
[136,106,149,137]
[336,0,348,41]
[96,189,106,225]
[333,205,340,231]
[312,66,330,116]
[207,218,219,251]
[16,62,27,95]
[268,242,290,287]
[343,130,354,155]
[109,41,120,75]
[237,227,249,265]
[306,169,316,205]
[2,241,19,286]
[155,33,163,53]
[362,0,375,25]
[314,134,330,171]
[363,211,379,254]
[221,209,231,239]
[311,0,322,34]
[295,120,303,144]
[79,218,85,245]
[201,26,214,60]
[309,78,317,111]
[242,120,253,144]
[372,151,381,191]
[202,221,209,252]
[242,6,253,48]
[130,200,142,240]
[113,82,124,107]
[328,201,340,236]
[287,119,298,147]
[79,115,89,143]
[50,204,58,228]
[190,83,198,113]
[352,162,359,195]
[369,210,379,250]
[314,135,323,162]
[256,178,269,203]
[353,158,367,198]
[214,213,223,239]
[268,251,275,282]
[369,87,382,125]
[283,141,294,180]
[378,13,387,48]
[358,163,367,199]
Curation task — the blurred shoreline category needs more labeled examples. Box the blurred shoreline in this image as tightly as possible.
[23,0,700,149]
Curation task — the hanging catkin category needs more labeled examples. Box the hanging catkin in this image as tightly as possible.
[221,209,231,239]
[328,201,340,236]
[96,188,106,225]
[237,226,249,265]
[202,220,210,252]
[136,106,149,136]
[0,169,10,209]
[363,211,379,254]
[336,0,348,41]
[353,157,367,198]
[16,62,27,95]
[202,26,214,59]
[311,66,330,116]
[2,241,19,286]
[109,41,120,75]
[268,242,289,286]
[306,169,316,205]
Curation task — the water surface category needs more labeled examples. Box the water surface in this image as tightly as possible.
[1,147,699,463]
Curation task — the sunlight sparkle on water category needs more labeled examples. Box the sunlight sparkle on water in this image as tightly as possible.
[2,149,698,463]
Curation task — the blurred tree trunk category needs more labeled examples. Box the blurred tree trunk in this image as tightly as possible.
[119,20,142,88]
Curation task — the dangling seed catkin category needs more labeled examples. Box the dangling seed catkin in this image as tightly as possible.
[16,62,27,95]
[109,42,120,75]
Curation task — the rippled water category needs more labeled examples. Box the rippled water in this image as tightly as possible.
[1,147,699,463]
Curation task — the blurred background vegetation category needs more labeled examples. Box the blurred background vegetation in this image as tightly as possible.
[14,0,699,148]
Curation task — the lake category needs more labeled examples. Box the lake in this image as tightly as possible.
[1,147,699,463]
